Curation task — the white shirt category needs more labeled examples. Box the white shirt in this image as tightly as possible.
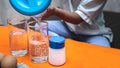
[61,0,113,42]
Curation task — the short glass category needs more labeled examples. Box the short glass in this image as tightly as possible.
[28,20,49,63]
[8,15,28,57]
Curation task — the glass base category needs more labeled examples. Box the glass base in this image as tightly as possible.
[11,50,27,57]
[31,56,48,64]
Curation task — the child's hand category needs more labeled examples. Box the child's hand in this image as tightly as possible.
[41,6,56,20]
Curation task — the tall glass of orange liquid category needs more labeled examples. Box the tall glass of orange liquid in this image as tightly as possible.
[28,20,49,64]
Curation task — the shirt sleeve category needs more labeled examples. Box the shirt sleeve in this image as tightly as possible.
[75,0,107,25]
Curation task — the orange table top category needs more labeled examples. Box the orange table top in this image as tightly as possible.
[1,25,120,68]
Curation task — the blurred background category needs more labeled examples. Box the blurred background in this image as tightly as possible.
[0,0,120,48]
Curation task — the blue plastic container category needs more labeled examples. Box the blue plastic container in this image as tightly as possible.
[49,36,65,49]
[9,0,51,16]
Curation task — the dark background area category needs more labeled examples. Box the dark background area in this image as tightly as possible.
[104,11,120,49]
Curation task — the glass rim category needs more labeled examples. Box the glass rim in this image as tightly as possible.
[7,16,25,25]
[28,20,48,27]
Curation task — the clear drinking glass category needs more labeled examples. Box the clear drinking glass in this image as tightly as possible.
[28,20,49,63]
[8,14,28,57]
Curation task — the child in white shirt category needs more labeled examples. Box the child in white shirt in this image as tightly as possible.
[36,0,113,47]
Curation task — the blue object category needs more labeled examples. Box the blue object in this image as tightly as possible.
[49,36,65,49]
[9,0,51,16]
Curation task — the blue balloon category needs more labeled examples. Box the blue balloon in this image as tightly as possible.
[9,0,51,16]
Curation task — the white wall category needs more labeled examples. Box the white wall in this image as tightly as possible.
[0,0,28,25]
[104,0,120,13]
[0,0,7,25]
